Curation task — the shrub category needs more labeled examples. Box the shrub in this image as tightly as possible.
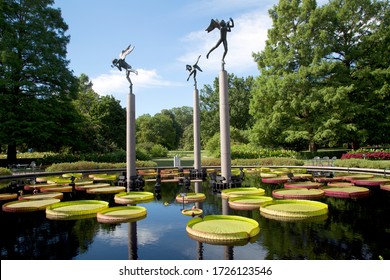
[45,160,157,172]
[150,144,168,158]
[334,159,390,169]
[201,157,304,167]
[231,144,299,159]
[38,149,154,165]
[0,167,12,176]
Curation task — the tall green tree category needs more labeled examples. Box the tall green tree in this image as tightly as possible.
[314,0,390,148]
[72,74,100,152]
[251,0,389,151]
[162,106,193,149]
[73,74,127,152]
[90,95,126,152]
[136,113,176,150]
[200,74,254,146]
[0,0,78,163]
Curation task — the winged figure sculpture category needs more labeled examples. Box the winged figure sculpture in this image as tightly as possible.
[186,55,203,87]
[205,18,234,63]
[112,44,138,85]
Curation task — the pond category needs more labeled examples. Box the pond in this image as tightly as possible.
[1,174,389,260]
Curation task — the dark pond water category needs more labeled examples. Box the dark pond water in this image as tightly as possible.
[1,176,389,260]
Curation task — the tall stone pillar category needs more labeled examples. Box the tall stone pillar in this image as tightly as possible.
[219,69,231,185]
[126,86,137,192]
[193,88,201,174]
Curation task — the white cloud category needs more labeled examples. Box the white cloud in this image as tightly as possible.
[91,68,177,97]
[183,0,275,17]
[96,222,174,247]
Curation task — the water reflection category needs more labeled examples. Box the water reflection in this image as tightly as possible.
[1,177,389,260]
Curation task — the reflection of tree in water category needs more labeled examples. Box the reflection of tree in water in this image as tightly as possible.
[71,218,101,255]
[0,211,100,259]
[258,189,390,259]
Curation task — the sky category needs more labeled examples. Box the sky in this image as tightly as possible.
[51,0,293,117]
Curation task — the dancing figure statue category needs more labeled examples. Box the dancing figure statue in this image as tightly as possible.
[186,55,203,87]
[205,18,234,64]
[112,44,138,85]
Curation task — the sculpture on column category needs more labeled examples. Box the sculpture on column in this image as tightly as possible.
[186,55,203,87]
[205,18,234,64]
[112,44,138,85]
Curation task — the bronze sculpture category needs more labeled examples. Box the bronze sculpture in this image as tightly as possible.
[186,55,203,87]
[112,44,138,85]
[205,18,234,63]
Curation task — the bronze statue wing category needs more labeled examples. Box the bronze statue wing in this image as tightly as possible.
[119,44,134,59]
[205,19,220,32]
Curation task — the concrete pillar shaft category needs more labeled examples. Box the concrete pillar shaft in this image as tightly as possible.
[126,88,137,191]
[193,88,201,172]
[219,70,231,184]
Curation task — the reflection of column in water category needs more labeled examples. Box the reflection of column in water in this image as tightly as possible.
[224,246,234,260]
[128,221,138,260]
[194,181,202,193]
[197,241,204,260]
[222,197,231,215]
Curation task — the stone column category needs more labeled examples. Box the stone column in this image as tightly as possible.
[219,69,231,185]
[193,88,201,174]
[126,86,137,192]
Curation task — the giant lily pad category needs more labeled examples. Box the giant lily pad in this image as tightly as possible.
[46,200,109,220]
[221,187,265,199]
[322,186,370,198]
[272,188,324,200]
[18,192,63,201]
[260,199,328,219]
[75,183,110,191]
[0,193,18,201]
[342,174,374,182]
[351,177,390,187]
[228,195,273,210]
[87,186,125,194]
[176,192,206,203]
[380,183,390,191]
[186,215,260,243]
[284,181,323,189]
[40,185,73,193]
[182,208,203,217]
[327,182,355,187]
[261,176,289,184]
[97,206,147,223]
[114,192,154,204]
[3,199,60,213]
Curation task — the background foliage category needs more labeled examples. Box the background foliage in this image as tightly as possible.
[1,0,389,166]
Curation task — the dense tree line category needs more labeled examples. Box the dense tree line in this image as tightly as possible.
[251,0,389,151]
[1,0,388,164]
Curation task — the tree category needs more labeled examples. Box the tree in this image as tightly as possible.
[136,113,176,150]
[72,74,100,152]
[315,0,390,148]
[0,0,78,163]
[163,106,193,149]
[90,95,126,152]
[250,0,389,151]
[200,74,254,146]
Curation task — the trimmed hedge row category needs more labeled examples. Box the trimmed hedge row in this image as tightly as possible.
[334,159,390,169]
[45,160,157,172]
[202,157,305,167]
[230,145,299,159]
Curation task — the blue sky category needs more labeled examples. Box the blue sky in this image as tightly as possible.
[52,0,284,117]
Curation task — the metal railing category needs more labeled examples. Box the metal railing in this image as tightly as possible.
[1,165,388,182]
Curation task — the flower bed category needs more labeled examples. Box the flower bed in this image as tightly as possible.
[341,151,390,160]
